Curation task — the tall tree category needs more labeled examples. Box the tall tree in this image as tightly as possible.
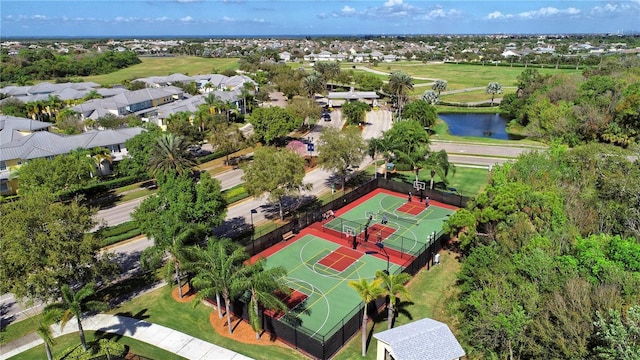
[342,100,370,125]
[48,283,108,351]
[382,120,430,181]
[0,192,116,304]
[148,132,197,177]
[421,90,439,105]
[133,172,227,298]
[317,126,367,194]
[242,146,310,220]
[432,79,448,95]
[402,100,438,129]
[186,239,249,334]
[286,97,321,129]
[302,73,325,99]
[388,71,414,119]
[239,259,290,339]
[117,124,162,178]
[424,149,455,189]
[315,62,341,90]
[36,308,63,360]
[208,122,247,166]
[247,107,302,145]
[375,270,412,330]
[486,82,504,106]
[348,278,384,356]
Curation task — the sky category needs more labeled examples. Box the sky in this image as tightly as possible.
[1,0,639,38]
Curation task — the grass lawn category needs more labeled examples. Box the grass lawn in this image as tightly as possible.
[441,88,516,103]
[355,62,581,90]
[333,249,461,359]
[8,331,186,360]
[105,286,303,360]
[391,166,489,198]
[82,57,240,86]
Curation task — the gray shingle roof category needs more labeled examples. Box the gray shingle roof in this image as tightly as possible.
[0,115,51,145]
[0,127,144,162]
[374,318,465,360]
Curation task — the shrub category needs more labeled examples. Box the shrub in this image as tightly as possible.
[56,338,126,360]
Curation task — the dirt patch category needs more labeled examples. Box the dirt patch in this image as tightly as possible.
[171,285,196,303]
[172,285,288,348]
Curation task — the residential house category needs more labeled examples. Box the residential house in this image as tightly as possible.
[373,318,466,360]
[279,51,292,62]
[0,115,144,195]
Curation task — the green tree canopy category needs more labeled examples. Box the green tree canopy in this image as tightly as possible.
[0,193,117,303]
[402,100,437,129]
[317,126,367,194]
[341,100,370,125]
[247,107,302,145]
[133,172,227,297]
[242,146,309,220]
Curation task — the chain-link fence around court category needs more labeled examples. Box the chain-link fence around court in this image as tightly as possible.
[227,177,466,360]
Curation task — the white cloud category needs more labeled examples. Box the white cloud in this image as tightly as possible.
[518,7,580,19]
[485,11,512,20]
[180,16,193,22]
[590,3,637,15]
[222,16,235,22]
[252,18,265,23]
[342,5,356,15]
[384,0,403,7]
[32,15,47,20]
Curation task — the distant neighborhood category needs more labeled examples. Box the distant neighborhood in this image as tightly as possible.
[2,34,640,64]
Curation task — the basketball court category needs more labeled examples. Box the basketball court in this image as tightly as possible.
[250,187,456,342]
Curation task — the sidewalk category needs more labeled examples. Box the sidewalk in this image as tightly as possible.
[1,314,253,360]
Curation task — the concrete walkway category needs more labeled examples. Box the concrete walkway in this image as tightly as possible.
[1,314,253,360]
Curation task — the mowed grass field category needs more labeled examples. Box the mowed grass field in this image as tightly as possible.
[82,56,240,86]
[341,61,581,95]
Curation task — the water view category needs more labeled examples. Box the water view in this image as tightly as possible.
[439,113,513,140]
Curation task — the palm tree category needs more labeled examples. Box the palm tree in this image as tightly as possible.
[141,225,196,299]
[51,283,108,351]
[375,270,412,330]
[432,79,447,95]
[348,278,384,356]
[302,73,325,99]
[486,82,503,106]
[68,147,97,179]
[238,259,290,339]
[186,239,249,334]
[388,71,414,119]
[421,90,439,105]
[240,82,256,114]
[90,147,113,176]
[148,133,196,177]
[424,149,455,190]
[36,308,63,360]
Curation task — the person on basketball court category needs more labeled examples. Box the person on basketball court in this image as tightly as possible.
[408,192,412,202]
[377,230,382,243]
[352,234,357,249]
[425,196,430,207]
[382,214,388,225]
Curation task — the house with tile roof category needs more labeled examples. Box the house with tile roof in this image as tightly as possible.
[373,318,465,360]
[0,115,144,195]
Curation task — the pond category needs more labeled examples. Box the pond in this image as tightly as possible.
[438,113,514,140]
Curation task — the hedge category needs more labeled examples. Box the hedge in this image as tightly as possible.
[59,175,148,201]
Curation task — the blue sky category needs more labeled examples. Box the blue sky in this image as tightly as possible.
[2,1,639,38]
